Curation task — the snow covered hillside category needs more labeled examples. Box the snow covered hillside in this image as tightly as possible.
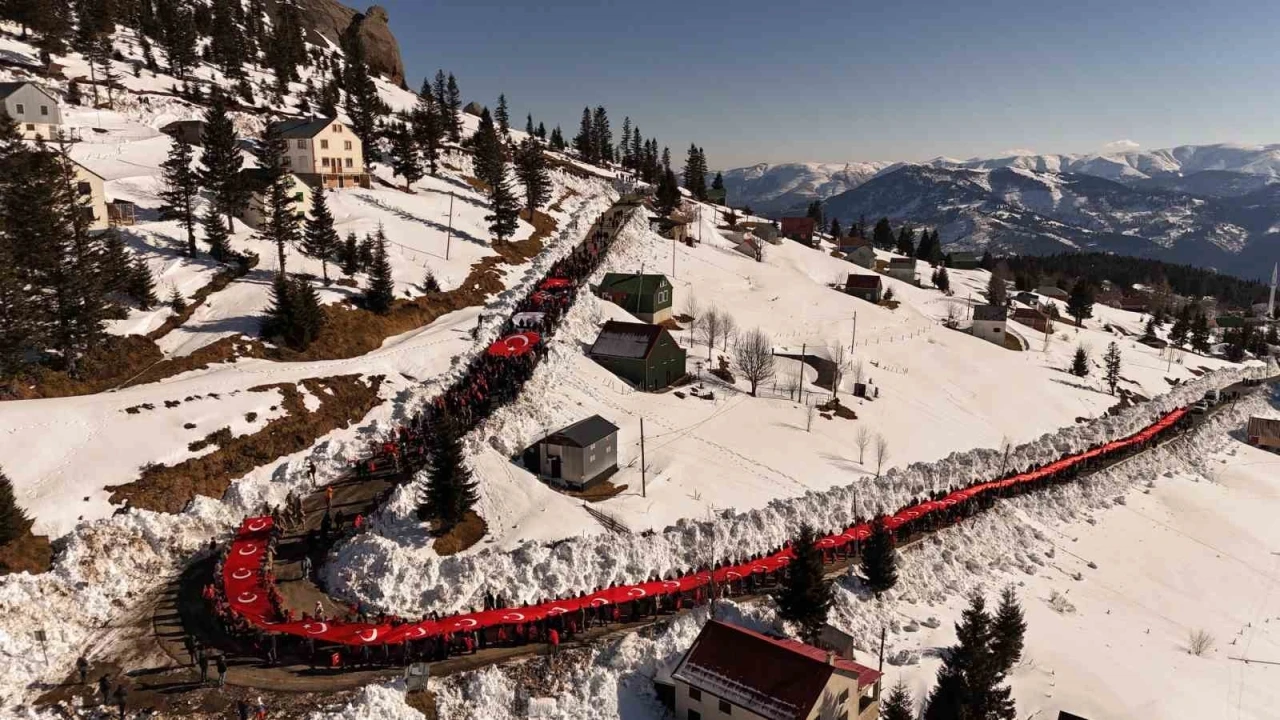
[718,161,897,216]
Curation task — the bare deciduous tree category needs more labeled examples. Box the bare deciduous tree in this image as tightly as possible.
[718,312,738,354]
[829,342,852,398]
[851,358,866,386]
[781,369,802,402]
[874,433,890,478]
[1188,629,1214,656]
[855,425,871,465]
[682,292,701,346]
[734,327,776,397]
[700,307,723,360]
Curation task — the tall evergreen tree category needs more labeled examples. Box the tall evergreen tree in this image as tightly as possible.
[620,116,632,168]
[711,171,725,191]
[487,172,522,243]
[445,73,463,142]
[1066,280,1095,327]
[419,413,479,529]
[773,523,833,644]
[363,227,395,313]
[388,118,424,191]
[1103,341,1122,394]
[549,125,564,150]
[303,189,339,284]
[986,266,1009,307]
[340,231,360,276]
[662,146,672,173]
[343,37,384,161]
[0,468,32,546]
[432,69,448,119]
[925,592,1016,720]
[860,517,899,596]
[494,93,510,136]
[158,136,200,256]
[896,226,916,257]
[1169,305,1192,348]
[1071,344,1090,377]
[514,138,551,219]
[990,586,1027,674]
[207,0,245,79]
[592,106,613,164]
[262,273,323,350]
[199,91,245,232]
[266,0,307,88]
[880,681,916,720]
[254,120,300,275]
[156,0,198,79]
[829,217,842,239]
[872,217,894,249]
[411,78,445,176]
[656,167,680,214]
[525,113,535,137]
[934,265,951,293]
[1190,312,1211,353]
[683,144,708,199]
[472,108,506,190]
[573,107,595,163]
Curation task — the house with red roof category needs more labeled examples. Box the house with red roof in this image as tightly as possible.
[668,620,882,720]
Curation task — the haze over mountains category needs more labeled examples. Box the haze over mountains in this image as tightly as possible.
[721,144,1280,279]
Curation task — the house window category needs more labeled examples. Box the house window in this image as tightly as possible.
[838,689,849,705]
[334,123,342,132]
[718,699,731,714]
[40,105,48,116]
[687,712,700,720]
[15,103,24,114]
[283,156,292,166]
[293,192,304,202]
[322,157,331,167]
[688,687,701,701]
[77,181,91,196]
[344,140,353,150]
[296,139,307,149]
[320,139,329,149]
[26,123,35,130]
[344,158,353,168]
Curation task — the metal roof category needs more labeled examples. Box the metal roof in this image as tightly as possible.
[545,415,620,448]
[274,116,338,139]
[589,321,667,359]
[973,305,1008,322]
[0,81,55,101]
[600,273,669,297]
[846,274,882,289]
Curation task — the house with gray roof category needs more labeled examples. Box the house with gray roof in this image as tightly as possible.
[0,81,62,140]
[271,116,369,189]
[971,304,1008,346]
[534,415,620,489]
[589,320,687,391]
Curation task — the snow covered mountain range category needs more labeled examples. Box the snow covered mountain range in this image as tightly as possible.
[721,145,1280,278]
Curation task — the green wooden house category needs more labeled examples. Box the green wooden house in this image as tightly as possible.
[598,273,674,323]
[589,321,687,391]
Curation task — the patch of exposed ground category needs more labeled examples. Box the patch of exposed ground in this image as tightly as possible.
[0,530,52,574]
[431,510,488,556]
[105,375,385,513]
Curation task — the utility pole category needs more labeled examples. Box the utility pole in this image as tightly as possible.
[799,343,807,401]
[851,313,858,349]
[877,626,886,674]
[640,418,647,499]
[636,262,644,316]
[445,191,455,261]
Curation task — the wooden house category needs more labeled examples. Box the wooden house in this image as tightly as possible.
[589,321,687,391]
[780,217,816,244]
[598,273,674,323]
[1247,416,1280,451]
[161,120,208,147]
[845,274,884,303]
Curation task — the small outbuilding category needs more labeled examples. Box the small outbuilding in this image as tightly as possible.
[1037,285,1069,301]
[780,217,816,244]
[161,119,208,147]
[598,273,674,323]
[1247,416,1280,451]
[971,304,1008,345]
[534,415,620,489]
[845,245,876,269]
[845,274,884,303]
[885,257,918,285]
[589,320,687,391]
[1012,306,1054,334]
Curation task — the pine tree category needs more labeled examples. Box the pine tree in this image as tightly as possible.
[574,107,594,163]
[411,79,444,176]
[156,0,198,79]
[1190,312,1211,353]
[303,189,339,284]
[207,0,244,79]
[432,69,448,117]
[199,91,245,233]
[860,517,898,596]
[487,172,521,243]
[711,171,725,192]
[421,269,440,293]
[472,108,505,190]
[872,217,894,249]
[201,206,232,262]
[934,265,951,293]
[1071,344,1090,377]
[420,413,479,529]
[445,73,463,142]
[896,226,916,257]
[990,586,1026,675]
[262,273,294,344]
[1169,305,1192,348]
[495,93,510,136]
[925,592,1016,720]
[986,267,1009,307]
[537,122,547,141]
[880,681,916,720]
[167,284,186,313]
[514,137,551,218]
[388,119,424,191]
[159,136,200,256]
[592,106,613,164]
[126,256,158,310]
[620,116,632,168]
[773,524,833,644]
[362,227,395,313]
[1103,341,1122,394]
[656,167,680,214]
[0,468,33,545]
[254,120,300,275]
[1066,280,1094,327]
[549,125,564,150]
[525,113,535,137]
[343,38,384,161]
[288,275,324,349]
[683,144,708,199]
[340,231,360,276]
[266,0,307,89]
[828,217,842,239]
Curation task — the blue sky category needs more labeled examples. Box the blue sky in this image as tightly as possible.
[375,0,1280,169]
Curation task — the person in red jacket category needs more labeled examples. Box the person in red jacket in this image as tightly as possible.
[548,628,560,657]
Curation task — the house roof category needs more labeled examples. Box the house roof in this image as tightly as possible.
[846,274,882,290]
[274,116,338,139]
[973,305,1008,322]
[673,621,881,720]
[589,321,669,360]
[839,236,871,249]
[0,81,56,102]
[1013,307,1047,320]
[1248,416,1280,438]
[600,273,669,296]
[1037,285,1069,298]
[888,257,915,268]
[545,415,619,448]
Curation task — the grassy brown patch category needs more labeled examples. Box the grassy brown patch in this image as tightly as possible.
[404,690,438,719]
[431,510,487,556]
[106,375,385,513]
[563,480,628,503]
[187,426,233,453]
[0,531,52,575]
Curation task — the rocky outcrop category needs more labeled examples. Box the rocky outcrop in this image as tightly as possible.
[293,0,406,87]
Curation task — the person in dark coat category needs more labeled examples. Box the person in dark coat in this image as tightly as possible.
[216,654,228,686]
[97,675,111,705]
[113,684,127,719]
[197,651,209,684]
[237,699,251,720]
[76,655,89,685]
